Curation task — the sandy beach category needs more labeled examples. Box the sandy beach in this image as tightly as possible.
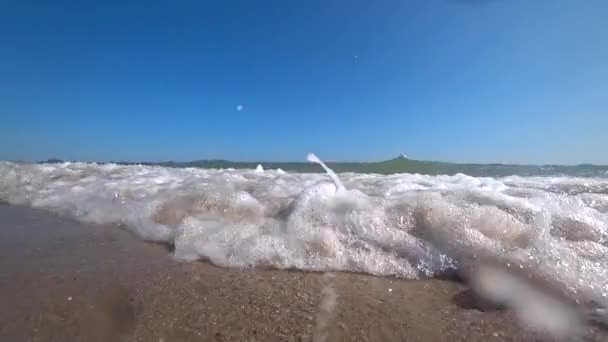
[0,203,606,341]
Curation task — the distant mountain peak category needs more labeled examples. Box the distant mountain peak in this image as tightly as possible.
[44,158,64,164]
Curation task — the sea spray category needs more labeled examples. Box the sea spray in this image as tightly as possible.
[307,153,345,192]
[471,264,583,338]
[307,154,342,342]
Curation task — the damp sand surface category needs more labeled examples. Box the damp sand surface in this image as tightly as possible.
[0,204,606,342]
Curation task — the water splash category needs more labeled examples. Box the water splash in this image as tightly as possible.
[472,265,582,338]
[306,153,345,192]
[2,161,608,314]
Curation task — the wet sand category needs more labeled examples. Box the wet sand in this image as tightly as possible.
[0,203,606,341]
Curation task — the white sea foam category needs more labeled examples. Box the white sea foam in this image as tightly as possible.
[1,158,607,311]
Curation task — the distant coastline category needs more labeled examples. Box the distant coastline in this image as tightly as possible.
[34,155,608,178]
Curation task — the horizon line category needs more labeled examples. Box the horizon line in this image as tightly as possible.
[7,155,607,168]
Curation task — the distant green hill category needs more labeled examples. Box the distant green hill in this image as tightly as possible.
[37,155,608,177]
[122,155,607,177]
[129,155,438,174]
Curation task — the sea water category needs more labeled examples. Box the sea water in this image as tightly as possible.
[1,156,607,314]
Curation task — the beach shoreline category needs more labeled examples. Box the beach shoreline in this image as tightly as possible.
[0,204,605,341]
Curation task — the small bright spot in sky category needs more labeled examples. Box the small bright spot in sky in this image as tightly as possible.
[236,105,244,112]
[354,55,358,59]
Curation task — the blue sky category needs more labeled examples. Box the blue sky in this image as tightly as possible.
[1,0,607,164]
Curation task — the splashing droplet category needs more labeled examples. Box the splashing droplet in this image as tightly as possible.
[306,153,345,191]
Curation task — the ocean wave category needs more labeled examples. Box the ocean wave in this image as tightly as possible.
[1,158,607,307]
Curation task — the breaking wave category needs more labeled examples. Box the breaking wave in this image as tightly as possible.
[1,155,607,309]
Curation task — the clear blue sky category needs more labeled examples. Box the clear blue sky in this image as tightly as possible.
[1,0,607,164]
